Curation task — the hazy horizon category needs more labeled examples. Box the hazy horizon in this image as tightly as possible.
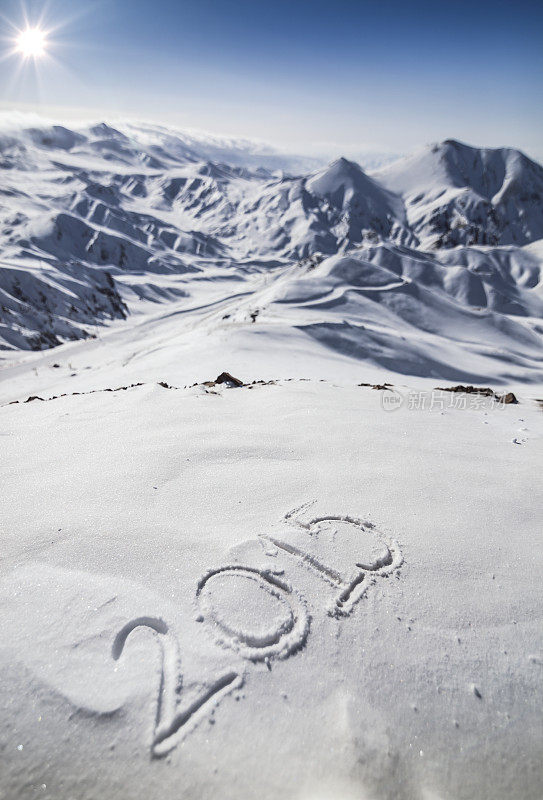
[1,0,542,162]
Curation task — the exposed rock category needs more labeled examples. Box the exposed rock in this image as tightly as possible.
[358,382,393,390]
[215,372,244,387]
[435,385,495,397]
[497,392,518,404]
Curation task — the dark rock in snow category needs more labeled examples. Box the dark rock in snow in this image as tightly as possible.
[497,392,518,404]
[435,385,495,397]
[215,372,244,387]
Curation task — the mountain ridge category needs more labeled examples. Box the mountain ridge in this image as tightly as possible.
[0,121,541,383]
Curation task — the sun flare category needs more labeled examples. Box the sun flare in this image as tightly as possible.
[16,27,47,58]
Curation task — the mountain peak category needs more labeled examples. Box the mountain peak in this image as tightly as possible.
[306,157,376,199]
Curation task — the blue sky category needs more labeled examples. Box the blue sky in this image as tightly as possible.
[1,0,542,160]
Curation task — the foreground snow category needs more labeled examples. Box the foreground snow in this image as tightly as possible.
[1,374,542,799]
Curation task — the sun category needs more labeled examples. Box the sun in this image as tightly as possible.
[16,27,48,58]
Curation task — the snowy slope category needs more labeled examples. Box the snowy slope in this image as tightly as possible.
[246,242,543,383]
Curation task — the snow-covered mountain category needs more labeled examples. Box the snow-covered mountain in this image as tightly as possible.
[375,139,543,248]
[1,121,542,382]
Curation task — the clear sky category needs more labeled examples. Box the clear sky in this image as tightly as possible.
[1,0,542,161]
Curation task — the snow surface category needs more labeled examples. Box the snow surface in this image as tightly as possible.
[1,120,543,800]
